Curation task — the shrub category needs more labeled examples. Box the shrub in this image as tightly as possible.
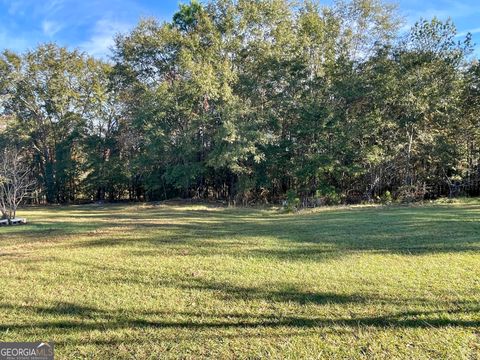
[316,186,341,206]
[396,185,426,203]
[381,190,393,204]
[284,189,300,212]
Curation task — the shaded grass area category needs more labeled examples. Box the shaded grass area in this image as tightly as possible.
[0,201,479,359]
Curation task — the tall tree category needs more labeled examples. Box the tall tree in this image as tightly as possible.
[0,44,112,203]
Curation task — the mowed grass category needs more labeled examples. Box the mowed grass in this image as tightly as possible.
[0,201,479,359]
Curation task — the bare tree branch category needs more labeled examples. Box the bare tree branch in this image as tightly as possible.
[0,147,35,224]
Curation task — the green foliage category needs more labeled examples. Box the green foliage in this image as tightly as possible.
[0,44,112,202]
[316,186,342,205]
[396,184,427,203]
[381,190,393,204]
[1,1,480,204]
[173,0,204,32]
[284,189,300,211]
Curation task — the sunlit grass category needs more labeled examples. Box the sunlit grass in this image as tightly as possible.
[0,200,479,359]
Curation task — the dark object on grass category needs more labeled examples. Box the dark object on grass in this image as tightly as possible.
[0,217,27,226]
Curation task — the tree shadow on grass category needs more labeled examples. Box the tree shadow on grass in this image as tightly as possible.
[3,203,480,261]
[0,298,478,336]
[193,284,364,305]
[74,212,480,259]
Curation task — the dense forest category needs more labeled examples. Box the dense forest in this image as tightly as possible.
[0,0,479,206]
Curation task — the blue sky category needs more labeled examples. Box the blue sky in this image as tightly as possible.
[0,0,479,58]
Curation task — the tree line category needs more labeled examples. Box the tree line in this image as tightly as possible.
[0,0,479,206]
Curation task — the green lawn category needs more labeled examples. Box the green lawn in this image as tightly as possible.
[0,201,479,359]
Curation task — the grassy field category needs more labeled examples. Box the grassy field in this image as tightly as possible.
[0,200,479,359]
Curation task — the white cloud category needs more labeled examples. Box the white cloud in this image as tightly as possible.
[5,0,26,16]
[79,18,132,59]
[42,20,63,37]
[457,27,480,37]
[4,0,65,17]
